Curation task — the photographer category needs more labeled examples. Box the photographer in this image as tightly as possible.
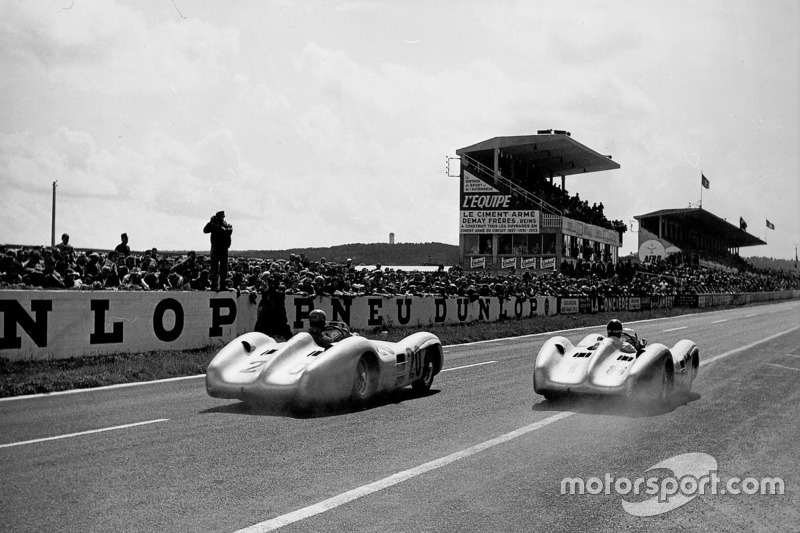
[203,210,233,291]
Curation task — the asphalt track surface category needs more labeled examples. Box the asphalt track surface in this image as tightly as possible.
[1,301,798,533]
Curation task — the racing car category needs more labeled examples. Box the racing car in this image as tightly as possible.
[206,321,443,409]
[533,321,699,404]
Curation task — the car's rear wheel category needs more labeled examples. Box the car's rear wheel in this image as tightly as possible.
[657,363,675,404]
[351,356,373,403]
[412,351,434,391]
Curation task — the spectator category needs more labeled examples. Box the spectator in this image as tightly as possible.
[203,210,233,291]
[54,233,74,263]
[121,267,149,291]
[115,233,131,257]
[173,251,199,281]
[253,279,294,341]
[190,269,212,291]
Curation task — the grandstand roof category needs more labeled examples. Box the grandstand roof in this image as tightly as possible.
[635,207,766,248]
[455,132,621,177]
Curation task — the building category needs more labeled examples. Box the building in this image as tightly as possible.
[634,207,765,266]
[455,131,622,271]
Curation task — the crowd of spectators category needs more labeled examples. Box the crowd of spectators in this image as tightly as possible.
[535,182,627,236]
[2,238,798,301]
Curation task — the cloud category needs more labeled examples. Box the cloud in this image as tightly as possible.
[0,0,240,94]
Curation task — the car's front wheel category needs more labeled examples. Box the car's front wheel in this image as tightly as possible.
[412,351,435,391]
[542,392,562,402]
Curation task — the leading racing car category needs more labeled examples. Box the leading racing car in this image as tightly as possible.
[206,317,443,409]
[533,319,699,404]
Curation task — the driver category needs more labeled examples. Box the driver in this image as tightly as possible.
[308,309,333,349]
[606,318,624,339]
[606,319,637,354]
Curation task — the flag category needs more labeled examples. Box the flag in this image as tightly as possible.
[739,217,747,231]
[701,173,710,189]
[766,219,775,230]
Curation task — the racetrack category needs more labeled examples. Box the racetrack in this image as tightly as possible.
[1,301,798,532]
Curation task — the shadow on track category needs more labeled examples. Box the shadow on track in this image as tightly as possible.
[531,391,701,418]
[201,388,441,419]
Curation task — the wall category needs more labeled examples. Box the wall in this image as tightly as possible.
[1,289,797,361]
[0,291,256,361]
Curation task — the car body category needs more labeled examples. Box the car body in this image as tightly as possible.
[533,328,699,403]
[206,322,443,408]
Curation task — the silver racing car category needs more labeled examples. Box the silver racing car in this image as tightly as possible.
[206,321,443,408]
[533,320,699,404]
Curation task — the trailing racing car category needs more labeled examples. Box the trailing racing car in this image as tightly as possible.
[533,320,699,404]
[206,319,443,409]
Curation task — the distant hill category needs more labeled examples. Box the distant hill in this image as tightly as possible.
[741,256,799,271]
[235,242,461,266]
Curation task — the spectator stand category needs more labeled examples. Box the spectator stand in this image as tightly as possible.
[455,131,624,276]
[634,207,766,274]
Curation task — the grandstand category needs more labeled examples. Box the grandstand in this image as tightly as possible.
[455,131,621,271]
[634,207,766,270]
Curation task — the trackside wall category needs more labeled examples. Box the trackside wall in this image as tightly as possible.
[1,290,798,361]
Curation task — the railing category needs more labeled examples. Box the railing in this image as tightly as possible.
[460,154,562,217]
[562,218,620,246]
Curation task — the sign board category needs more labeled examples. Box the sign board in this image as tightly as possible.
[639,239,666,263]
[460,170,540,234]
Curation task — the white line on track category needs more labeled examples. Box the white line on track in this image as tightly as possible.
[440,361,497,373]
[0,419,169,449]
[234,411,575,533]
[711,319,728,324]
[700,325,800,367]
[783,354,800,358]
[662,326,688,332]
[766,363,800,372]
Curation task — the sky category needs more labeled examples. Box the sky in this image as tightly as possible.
[1,0,798,260]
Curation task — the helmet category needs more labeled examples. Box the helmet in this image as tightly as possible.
[606,319,623,338]
[309,309,327,328]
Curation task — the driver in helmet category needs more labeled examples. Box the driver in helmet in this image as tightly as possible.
[606,318,638,354]
[308,309,333,349]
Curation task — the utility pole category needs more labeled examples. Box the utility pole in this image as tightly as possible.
[51,181,57,248]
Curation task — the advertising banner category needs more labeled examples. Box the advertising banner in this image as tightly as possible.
[460,170,541,234]
[4,289,791,361]
[470,256,486,269]
[675,294,698,308]
[0,290,255,361]
[502,257,517,269]
[559,297,579,314]
[460,210,541,234]
[541,257,556,270]
[521,257,537,269]
[731,293,751,306]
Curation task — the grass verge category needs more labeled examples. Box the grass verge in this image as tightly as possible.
[0,303,770,398]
